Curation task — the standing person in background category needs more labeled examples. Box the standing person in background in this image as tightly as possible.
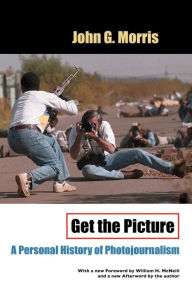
[178,99,188,122]
[8,72,78,197]
[186,87,192,104]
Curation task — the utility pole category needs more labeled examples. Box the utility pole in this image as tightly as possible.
[164,66,168,78]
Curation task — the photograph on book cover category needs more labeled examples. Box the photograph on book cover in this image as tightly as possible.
[0,52,192,288]
[0,53,192,204]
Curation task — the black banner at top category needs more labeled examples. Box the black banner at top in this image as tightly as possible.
[1,23,192,54]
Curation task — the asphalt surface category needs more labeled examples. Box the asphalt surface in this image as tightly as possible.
[0,105,192,204]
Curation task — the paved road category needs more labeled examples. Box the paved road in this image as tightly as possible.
[0,106,191,204]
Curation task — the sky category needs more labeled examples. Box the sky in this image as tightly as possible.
[0,54,192,82]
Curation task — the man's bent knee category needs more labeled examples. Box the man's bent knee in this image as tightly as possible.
[82,165,94,178]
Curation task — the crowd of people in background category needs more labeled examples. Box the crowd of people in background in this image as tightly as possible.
[117,102,169,118]
[116,88,192,150]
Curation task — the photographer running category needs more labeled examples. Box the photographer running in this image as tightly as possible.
[8,72,78,197]
[68,110,187,180]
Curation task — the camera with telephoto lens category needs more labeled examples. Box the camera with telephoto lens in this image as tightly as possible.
[81,121,96,132]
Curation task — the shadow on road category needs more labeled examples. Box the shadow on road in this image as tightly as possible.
[68,177,93,182]
[0,191,53,199]
[0,192,22,199]
[0,191,180,204]
[51,191,180,204]
[68,176,178,182]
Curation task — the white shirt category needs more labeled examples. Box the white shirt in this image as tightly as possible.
[9,90,78,132]
[68,120,116,156]
[162,108,169,116]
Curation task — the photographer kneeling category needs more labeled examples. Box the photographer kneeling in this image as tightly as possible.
[68,110,187,180]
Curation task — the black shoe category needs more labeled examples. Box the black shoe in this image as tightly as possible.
[121,169,143,179]
[173,159,186,178]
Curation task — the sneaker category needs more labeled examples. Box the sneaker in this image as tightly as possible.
[15,173,31,197]
[173,159,187,178]
[121,169,143,179]
[53,181,76,192]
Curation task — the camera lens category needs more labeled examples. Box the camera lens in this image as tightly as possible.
[81,121,96,132]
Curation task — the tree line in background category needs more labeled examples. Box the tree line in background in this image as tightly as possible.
[20,54,191,108]
[0,54,191,130]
